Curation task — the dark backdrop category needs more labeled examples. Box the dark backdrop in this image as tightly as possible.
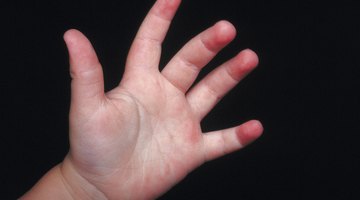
[2,0,359,199]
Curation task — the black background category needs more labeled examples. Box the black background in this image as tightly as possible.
[2,0,360,199]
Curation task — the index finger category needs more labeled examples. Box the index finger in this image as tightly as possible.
[126,0,181,70]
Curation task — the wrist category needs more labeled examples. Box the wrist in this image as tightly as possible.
[20,164,74,200]
[60,156,108,200]
[20,156,107,200]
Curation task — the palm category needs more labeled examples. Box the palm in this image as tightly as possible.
[62,0,263,199]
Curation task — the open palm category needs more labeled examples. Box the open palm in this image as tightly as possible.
[61,0,263,199]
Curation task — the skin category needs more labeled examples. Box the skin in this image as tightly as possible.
[21,0,263,199]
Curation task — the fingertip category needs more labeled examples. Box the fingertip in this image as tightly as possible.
[153,0,182,20]
[166,0,182,8]
[237,120,263,146]
[248,119,264,137]
[239,49,259,68]
[63,29,81,44]
[226,49,259,81]
[63,29,90,57]
[200,20,236,53]
[63,29,99,67]
[214,20,237,44]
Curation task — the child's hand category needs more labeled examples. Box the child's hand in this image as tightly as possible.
[22,0,263,199]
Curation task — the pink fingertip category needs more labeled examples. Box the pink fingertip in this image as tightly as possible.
[237,120,263,146]
[153,0,182,20]
[201,20,236,52]
[227,49,259,81]
[239,49,259,68]
[214,20,237,43]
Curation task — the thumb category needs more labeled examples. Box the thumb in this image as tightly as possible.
[64,29,105,111]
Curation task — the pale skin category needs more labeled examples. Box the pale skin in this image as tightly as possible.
[20,0,263,199]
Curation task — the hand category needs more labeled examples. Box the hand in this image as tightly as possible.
[22,0,263,199]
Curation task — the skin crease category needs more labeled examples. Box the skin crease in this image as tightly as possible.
[20,0,263,199]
